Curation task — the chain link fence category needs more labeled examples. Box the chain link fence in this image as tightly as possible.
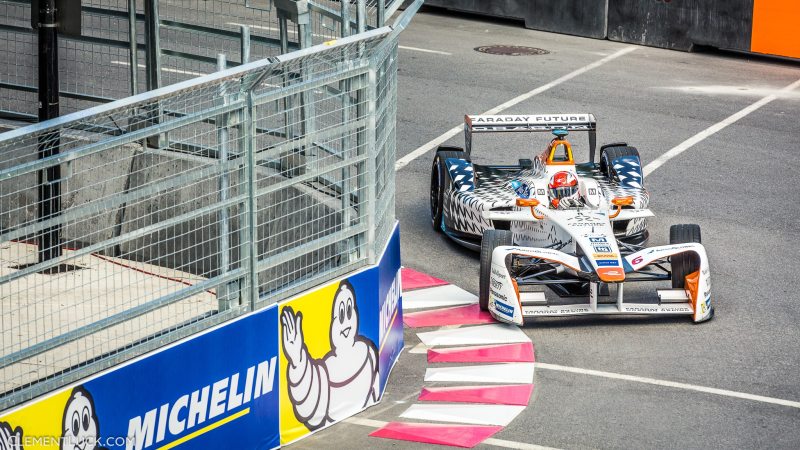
[0,0,407,126]
[0,0,417,410]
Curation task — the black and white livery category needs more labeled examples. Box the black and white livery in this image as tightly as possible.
[430,114,713,325]
[430,114,649,251]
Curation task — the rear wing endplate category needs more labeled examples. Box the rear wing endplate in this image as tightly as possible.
[464,114,598,160]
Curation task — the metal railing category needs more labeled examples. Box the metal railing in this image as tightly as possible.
[0,0,419,410]
[0,0,407,124]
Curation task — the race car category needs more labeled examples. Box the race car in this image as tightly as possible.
[430,114,649,251]
[430,114,713,324]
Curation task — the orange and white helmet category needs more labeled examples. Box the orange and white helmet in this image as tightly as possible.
[548,171,579,208]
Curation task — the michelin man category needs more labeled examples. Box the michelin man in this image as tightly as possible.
[60,387,107,450]
[280,280,380,431]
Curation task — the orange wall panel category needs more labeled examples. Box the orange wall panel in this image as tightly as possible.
[751,0,800,59]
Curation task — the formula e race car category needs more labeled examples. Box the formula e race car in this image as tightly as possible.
[429,114,713,324]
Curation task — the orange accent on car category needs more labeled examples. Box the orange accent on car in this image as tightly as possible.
[545,139,575,165]
[684,270,700,309]
[611,196,634,206]
[510,277,521,302]
[597,267,625,283]
[609,196,634,219]
[516,198,544,219]
[516,198,539,207]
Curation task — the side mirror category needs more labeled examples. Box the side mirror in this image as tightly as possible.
[516,198,544,219]
[516,198,539,207]
[611,196,634,206]
[609,196,633,218]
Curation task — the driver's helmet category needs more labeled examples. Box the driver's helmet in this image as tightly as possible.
[548,171,579,208]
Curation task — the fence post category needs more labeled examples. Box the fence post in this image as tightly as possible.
[365,68,378,264]
[216,54,233,311]
[357,0,367,33]
[143,0,161,92]
[240,25,251,64]
[143,0,165,149]
[128,0,138,96]
[244,91,259,310]
[36,0,62,263]
[377,0,385,27]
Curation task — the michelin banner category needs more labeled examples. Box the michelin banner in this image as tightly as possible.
[278,225,402,445]
[0,223,402,449]
[0,305,281,450]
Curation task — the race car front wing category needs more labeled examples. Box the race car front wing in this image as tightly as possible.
[488,243,712,325]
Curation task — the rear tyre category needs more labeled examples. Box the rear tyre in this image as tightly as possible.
[599,145,641,184]
[669,224,701,288]
[430,147,468,232]
[479,229,513,311]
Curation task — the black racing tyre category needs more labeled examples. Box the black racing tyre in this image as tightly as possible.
[669,224,702,289]
[479,229,513,311]
[599,145,641,183]
[430,148,468,232]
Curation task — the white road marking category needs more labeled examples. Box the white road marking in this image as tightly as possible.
[110,60,207,77]
[400,403,526,426]
[535,362,800,409]
[425,362,535,384]
[643,77,800,176]
[343,417,388,428]
[483,438,561,450]
[417,323,529,346]
[399,45,452,56]
[407,342,429,354]
[394,45,638,170]
[663,85,800,99]
[403,284,477,310]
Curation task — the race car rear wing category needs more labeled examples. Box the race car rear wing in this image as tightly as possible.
[464,114,598,161]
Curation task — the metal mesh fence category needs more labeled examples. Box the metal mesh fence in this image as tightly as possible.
[0,0,406,125]
[0,2,408,407]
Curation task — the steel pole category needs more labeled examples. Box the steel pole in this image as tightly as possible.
[37,0,62,263]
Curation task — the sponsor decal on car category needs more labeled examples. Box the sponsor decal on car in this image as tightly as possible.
[589,237,608,243]
[493,299,515,318]
[593,253,618,259]
[596,259,620,267]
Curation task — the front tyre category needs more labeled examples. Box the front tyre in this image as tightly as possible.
[669,224,701,288]
[430,148,468,232]
[479,229,513,311]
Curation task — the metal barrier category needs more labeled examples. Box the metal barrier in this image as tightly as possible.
[0,0,419,411]
[0,0,407,123]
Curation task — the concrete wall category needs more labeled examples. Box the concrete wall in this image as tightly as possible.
[423,0,799,59]
[607,0,753,52]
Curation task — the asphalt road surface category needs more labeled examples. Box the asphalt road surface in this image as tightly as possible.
[295,8,800,450]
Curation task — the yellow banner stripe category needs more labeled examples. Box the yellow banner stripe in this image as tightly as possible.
[157,407,250,450]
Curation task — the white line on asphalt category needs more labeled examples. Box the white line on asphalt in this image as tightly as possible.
[110,60,207,77]
[343,417,388,428]
[399,45,452,56]
[643,77,800,176]
[535,362,800,409]
[483,438,561,450]
[343,417,561,449]
[394,46,638,170]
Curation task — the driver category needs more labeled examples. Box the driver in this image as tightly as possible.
[547,171,581,208]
